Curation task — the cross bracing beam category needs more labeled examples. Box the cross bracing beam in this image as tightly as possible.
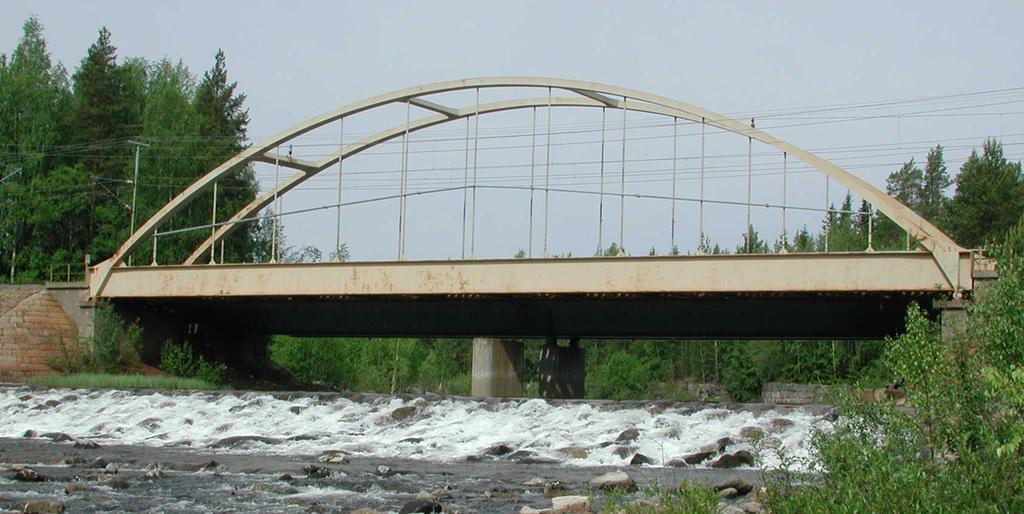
[408,97,461,118]
[93,77,969,298]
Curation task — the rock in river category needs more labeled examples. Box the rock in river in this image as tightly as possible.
[615,428,641,443]
[21,500,64,513]
[14,467,46,482]
[398,498,443,513]
[710,450,754,468]
[588,470,637,492]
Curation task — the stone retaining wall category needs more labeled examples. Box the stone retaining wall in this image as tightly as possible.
[761,382,834,404]
[0,285,78,378]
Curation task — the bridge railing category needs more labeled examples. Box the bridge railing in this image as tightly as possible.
[48,256,90,284]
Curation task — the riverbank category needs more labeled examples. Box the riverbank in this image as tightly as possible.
[0,436,778,513]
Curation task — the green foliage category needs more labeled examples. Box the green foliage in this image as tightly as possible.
[588,350,655,400]
[159,339,225,384]
[0,19,260,280]
[269,336,471,395]
[26,372,220,390]
[766,228,1024,512]
[944,139,1024,248]
[85,304,142,372]
[719,342,760,401]
[605,480,718,514]
[736,225,769,254]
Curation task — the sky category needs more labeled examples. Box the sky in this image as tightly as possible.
[4,1,1024,260]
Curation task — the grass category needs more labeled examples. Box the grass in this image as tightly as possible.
[25,372,222,390]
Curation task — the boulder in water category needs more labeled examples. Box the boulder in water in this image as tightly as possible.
[390,405,419,422]
[543,481,571,498]
[99,475,131,489]
[718,487,739,499]
[103,463,118,475]
[64,483,97,494]
[20,500,64,513]
[251,482,300,495]
[715,477,753,495]
[317,450,350,464]
[710,450,754,468]
[629,453,653,466]
[682,450,717,465]
[615,428,641,443]
[73,439,100,449]
[303,464,330,479]
[484,443,514,457]
[739,426,764,440]
[14,467,46,482]
[612,445,636,459]
[588,470,637,492]
[398,499,443,514]
[551,495,591,512]
[664,458,688,468]
[716,437,734,451]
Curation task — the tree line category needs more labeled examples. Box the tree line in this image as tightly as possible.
[0,17,262,282]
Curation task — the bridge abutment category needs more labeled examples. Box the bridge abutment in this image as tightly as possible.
[538,338,585,399]
[471,338,523,397]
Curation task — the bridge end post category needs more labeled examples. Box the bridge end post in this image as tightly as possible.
[937,255,999,343]
[471,338,523,397]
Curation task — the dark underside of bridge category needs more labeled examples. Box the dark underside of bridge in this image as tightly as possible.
[113,291,941,342]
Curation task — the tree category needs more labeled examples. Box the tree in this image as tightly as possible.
[70,27,143,259]
[944,140,1024,248]
[826,193,867,252]
[920,145,950,222]
[736,225,769,254]
[193,50,258,264]
[0,17,73,280]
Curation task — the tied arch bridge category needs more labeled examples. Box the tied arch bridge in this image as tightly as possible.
[79,77,982,397]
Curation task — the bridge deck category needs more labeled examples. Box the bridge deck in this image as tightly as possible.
[93,251,971,299]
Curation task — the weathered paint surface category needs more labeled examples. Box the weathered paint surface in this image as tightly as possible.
[93,251,971,299]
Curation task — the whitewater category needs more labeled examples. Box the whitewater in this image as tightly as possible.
[0,387,832,469]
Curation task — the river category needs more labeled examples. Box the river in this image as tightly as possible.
[0,387,832,512]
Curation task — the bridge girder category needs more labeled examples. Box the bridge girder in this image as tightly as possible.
[92,77,969,297]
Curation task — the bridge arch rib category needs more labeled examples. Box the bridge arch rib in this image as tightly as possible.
[93,77,968,295]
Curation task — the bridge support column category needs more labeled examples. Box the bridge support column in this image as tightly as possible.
[471,338,523,397]
[539,337,585,399]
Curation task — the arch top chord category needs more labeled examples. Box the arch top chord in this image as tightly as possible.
[94,76,970,299]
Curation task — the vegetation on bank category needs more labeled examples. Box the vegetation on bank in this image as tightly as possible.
[590,216,1024,512]
[24,372,220,390]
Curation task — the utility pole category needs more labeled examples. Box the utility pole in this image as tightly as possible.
[126,141,150,266]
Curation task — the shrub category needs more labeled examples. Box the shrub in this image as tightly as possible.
[159,339,225,385]
[51,303,142,373]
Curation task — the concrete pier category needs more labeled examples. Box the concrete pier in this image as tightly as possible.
[471,338,523,397]
[539,338,585,399]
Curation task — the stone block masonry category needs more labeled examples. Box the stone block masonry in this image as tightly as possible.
[0,285,78,379]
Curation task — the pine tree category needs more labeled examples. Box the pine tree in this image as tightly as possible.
[193,50,259,263]
[70,27,143,259]
[944,140,1024,247]
[920,145,950,222]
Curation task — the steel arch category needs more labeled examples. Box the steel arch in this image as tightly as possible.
[94,77,967,295]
